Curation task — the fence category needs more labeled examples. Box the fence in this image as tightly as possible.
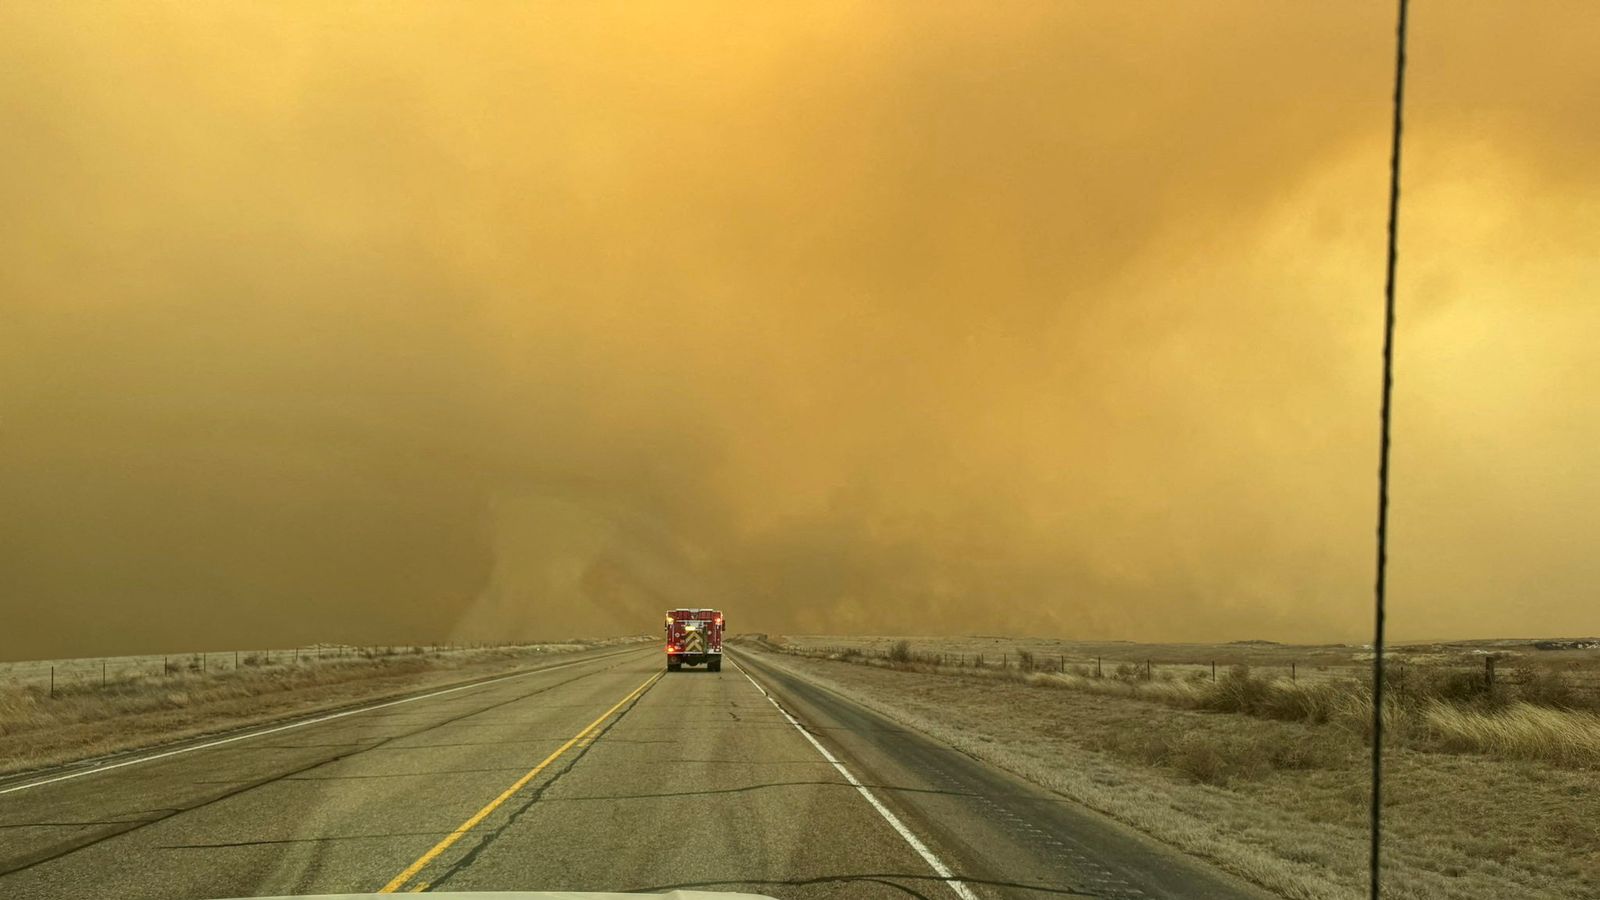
[799,643,1600,700]
[0,641,555,699]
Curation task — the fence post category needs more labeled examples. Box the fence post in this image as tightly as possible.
[234,650,239,669]
[1485,655,1495,688]
[1060,655,1065,674]
[50,665,55,698]
[1096,656,1101,678]
[1003,652,1008,669]
[1212,661,1216,682]
[1292,662,1297,683]
[202,652,207,672]
[102,659,107,687]
[164,655,169,676]
[1146,659,1152,680]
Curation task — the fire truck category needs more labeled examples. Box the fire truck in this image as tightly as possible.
[665,608,724,672]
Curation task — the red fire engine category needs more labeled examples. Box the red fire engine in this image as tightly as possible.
[665,608,724,672]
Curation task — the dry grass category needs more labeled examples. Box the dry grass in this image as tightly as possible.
[743,644,1600,900]
[1424,701,1600,768]
[0,638,647,776]
[758,635,1600,770]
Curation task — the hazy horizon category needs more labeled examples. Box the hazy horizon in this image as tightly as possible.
[4,2,1598,660]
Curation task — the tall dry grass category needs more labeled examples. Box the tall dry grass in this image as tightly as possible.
[1424,701,1600,768]
[755,638,1600,770]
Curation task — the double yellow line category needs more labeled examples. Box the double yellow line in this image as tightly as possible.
[379,671,663,893]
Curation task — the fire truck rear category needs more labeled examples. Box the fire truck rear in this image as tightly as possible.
[665,608,724,672]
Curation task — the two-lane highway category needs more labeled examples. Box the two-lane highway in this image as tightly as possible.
[0,646,1268,899]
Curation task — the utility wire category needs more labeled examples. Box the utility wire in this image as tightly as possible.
[1371,1,1410,898]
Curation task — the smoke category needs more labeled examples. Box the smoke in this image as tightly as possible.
[2,2,1596,658]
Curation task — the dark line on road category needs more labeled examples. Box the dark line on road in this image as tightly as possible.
[283,766,533,781]
[158,830,449,850]
[0,657,642,878]
[422,675,659,890]
[0,646,650,793]
[629,873,1094,899]
[543,779,978,804]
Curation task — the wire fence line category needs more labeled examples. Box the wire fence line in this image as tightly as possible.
[785,642,1600,702]
[0,641,590,698]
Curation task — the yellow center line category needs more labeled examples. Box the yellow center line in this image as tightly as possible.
[378,670,663,893]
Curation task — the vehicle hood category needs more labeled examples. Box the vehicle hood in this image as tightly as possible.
[232,893,777,899]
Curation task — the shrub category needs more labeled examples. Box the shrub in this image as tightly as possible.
[1016,650,1036,672]
[1089,727,1325,785]
[1423,668,1495,705]
[1204,665,1272,714]
[1424,701,1600,768]
[1514,668,1580,710]
[1257,730,1344,770]
[888,640,913,664]
[1172,733,1236,785]
[1258,680,1347,724]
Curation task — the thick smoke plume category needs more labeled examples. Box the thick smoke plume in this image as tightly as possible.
[2,2,1597,658]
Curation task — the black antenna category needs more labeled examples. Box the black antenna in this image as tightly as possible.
[1371,1,1410,897]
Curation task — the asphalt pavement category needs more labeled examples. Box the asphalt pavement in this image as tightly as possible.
[0,645,1270,899]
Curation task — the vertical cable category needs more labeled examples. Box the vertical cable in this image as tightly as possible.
[1371,1,1411,897]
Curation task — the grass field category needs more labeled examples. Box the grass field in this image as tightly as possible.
[741,635,1600,900]
[0,637,648,776]
[773,633,1600,690]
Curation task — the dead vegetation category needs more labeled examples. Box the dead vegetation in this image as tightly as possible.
[757,636,1600,770]
[0,639,644,776]
[742,641,1600,900]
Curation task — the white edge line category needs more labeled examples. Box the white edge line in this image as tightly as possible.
[0,647,648,796]
[732,658,979,900]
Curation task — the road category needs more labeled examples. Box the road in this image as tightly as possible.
[0,645,1269,899]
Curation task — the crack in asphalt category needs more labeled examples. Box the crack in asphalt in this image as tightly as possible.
[282,766,534,781]
[629,872,1096,899]
[422,676,658,890]
[541,779,979,804]
[158,830,450,850]
[0,655,640,878]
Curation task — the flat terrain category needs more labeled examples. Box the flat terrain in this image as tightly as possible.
[774,634,1600,691]
[0,646,1265,900]
[749,637,1600,900]
[0,642,599,694]
[0,640,645,775]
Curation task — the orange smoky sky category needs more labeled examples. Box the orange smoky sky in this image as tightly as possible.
[1,2,1597,659]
